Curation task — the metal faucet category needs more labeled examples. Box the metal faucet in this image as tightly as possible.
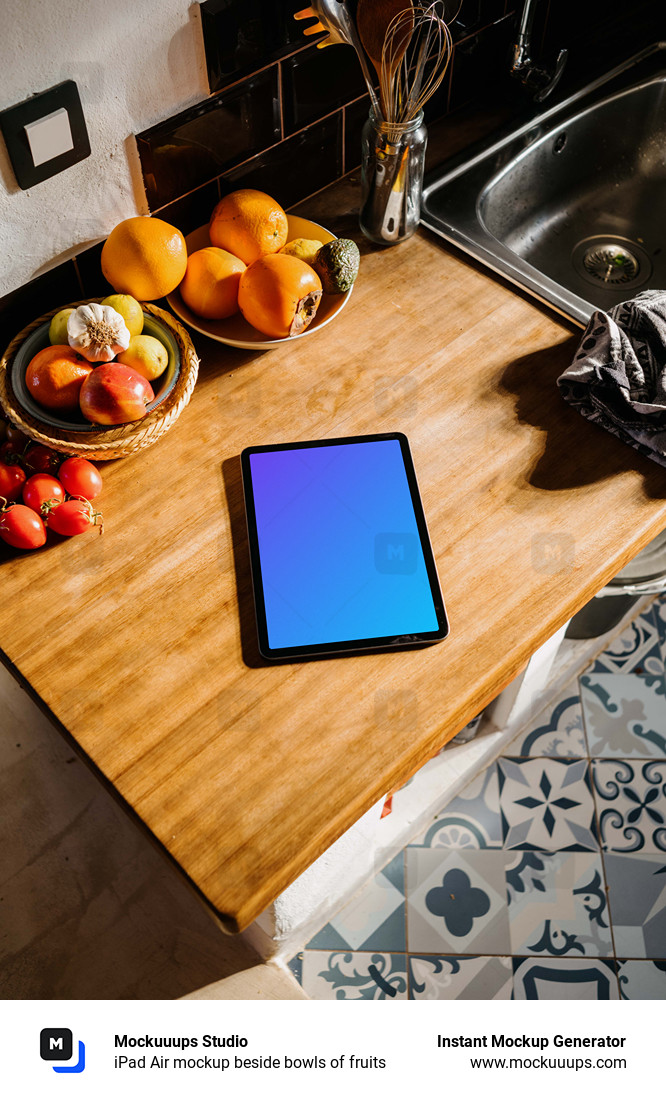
[509,0,568,101]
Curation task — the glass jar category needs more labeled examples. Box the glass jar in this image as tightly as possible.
[359,110,427,246]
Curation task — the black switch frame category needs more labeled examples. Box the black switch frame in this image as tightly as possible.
[0,80,90,190]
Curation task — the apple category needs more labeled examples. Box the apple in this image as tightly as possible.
[79,363,154,425]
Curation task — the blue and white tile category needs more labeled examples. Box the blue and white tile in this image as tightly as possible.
[651,595,666,665]
[497,758,598,851]
[618,960,666,999]
[587,607,663,675]
[506,688,587,758]
[603,852,666,957]
[409,955,512,1000]
[512,957,619,999]
[580,673,666,757]
[506,851,611,957]
[409,762,502,849]
[592,759,666,853]
[295,951,408,1000]
[305,853,405,952]
[405,848,511,954]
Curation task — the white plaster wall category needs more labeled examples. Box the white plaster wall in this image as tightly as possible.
[0,0,209,297]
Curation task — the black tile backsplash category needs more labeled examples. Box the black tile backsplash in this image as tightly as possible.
[137,0,521,223]
[136,67,280,210]
[0,261,81,353]
[221,112,343,210]
[449,15,516,113]
[4,0,661,328]
[344,94,372,174]
[154,180,221,238]
[281,42,368,135]
[200,0,317,93]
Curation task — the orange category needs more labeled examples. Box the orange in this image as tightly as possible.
[209,189,288,266]
[179,247,246,320]
[100,217,188,301]
[25,346,93,411]
[238,254,322,338]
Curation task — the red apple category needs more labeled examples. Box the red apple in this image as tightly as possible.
[79,363,155,425]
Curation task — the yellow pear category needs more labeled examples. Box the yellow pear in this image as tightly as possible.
[116,334,168,381]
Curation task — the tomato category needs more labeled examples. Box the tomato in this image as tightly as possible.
[58,457,103,500]
[0,440,23,465]
[47,498,103,537]
[0,461,27,502]
[22,474,65,515]
[23,444,62,474]
[0,505,47,549]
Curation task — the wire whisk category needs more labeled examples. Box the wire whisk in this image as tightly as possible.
[380,2,454,129]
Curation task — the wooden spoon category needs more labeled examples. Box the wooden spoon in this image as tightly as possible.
[356,0,415,118]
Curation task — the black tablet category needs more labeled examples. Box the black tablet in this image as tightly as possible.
[240,433,449,660]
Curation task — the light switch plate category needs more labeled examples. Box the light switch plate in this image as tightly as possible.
[0,80,90,190]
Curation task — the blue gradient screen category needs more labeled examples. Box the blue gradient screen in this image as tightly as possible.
[248,439,440,650]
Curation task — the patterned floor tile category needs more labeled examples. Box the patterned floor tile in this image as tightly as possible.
[506,851,611,957]
[306,853,405,952]
[592,759,666,853]
[497,758,598,850]
[587,607,663,675]
[296,951,408,1000]
[409,762,502,849]
[580,673,666,757]
[409,955,512,999]
[506,688,587,758]
[651,596,666,665]
[603,852,666,958]
[405,848,511,954]
[512,957,619,999]
[618,959,666,999]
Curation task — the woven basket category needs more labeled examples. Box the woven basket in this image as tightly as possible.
[0,300,199,460]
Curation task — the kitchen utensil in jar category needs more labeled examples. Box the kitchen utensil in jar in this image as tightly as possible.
[294,0,381,115]
[356,0,415,117]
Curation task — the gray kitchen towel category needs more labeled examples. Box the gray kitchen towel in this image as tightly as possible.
[557,289,666,467]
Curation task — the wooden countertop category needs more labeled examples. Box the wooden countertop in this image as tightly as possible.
[3,160,666,934]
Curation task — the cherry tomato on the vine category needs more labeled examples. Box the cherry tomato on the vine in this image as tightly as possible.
[47,498,103,537]
[0,505,47,549]
[0,461,27,502]
[58,457,103,501]
[22,474,65,515]
[23,444,62,474]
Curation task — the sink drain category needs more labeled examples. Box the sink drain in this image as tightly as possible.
[572,235,652,291]
[583,243,639,283]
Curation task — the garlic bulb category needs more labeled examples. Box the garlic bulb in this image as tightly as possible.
[67,303,131,362]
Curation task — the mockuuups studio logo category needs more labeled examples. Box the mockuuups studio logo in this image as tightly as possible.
[531,532,575,575]
[40,1028,86,1074]
[374,532,418,574]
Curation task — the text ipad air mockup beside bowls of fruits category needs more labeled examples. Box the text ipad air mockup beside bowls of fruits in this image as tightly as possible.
[240,433,449,661]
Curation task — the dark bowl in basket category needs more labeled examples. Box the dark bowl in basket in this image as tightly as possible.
[9,312,181,433]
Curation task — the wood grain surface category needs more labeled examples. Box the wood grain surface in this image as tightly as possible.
[3,167,666,933]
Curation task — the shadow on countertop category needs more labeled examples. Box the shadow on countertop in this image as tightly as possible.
[500,338,666,500]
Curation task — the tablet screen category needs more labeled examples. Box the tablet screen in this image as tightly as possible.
[241,434,448,659]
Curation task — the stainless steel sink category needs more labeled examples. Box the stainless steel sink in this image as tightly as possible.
[421,43,666,326]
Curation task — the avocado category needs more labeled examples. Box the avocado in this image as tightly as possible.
[313,239,360,294]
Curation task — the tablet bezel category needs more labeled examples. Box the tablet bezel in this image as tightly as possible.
[240,432,449,661]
